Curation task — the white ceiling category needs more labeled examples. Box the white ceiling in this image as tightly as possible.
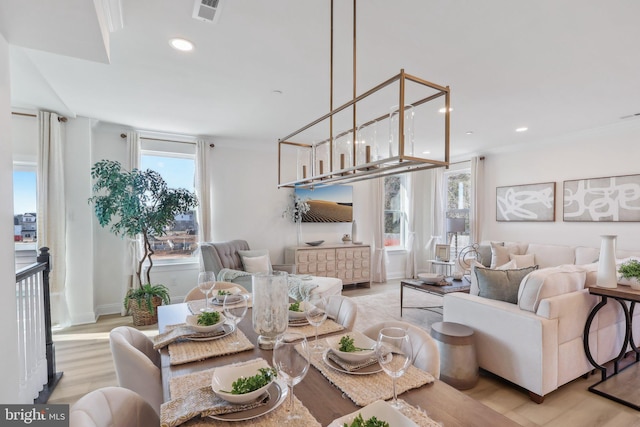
[2,0,640,157]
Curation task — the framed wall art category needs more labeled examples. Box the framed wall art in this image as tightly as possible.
[563,174,640,222]
[496,182,556,222]
[435,244,450,262]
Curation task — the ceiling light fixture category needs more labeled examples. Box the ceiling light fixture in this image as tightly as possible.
[169,38,195,52]
[277,0,450,189]
[515,127,528,132]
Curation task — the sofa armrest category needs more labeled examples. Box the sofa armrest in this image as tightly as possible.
[272,264,296,274]
[443,293,558,396]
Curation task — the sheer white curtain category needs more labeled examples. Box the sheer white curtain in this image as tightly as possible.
[429,167,446,261]
[470,156,484,244]
[124,131,142,315]
[371,177,387,283]
[195,139,213,243]
[404,174,418,278]
[37,111,69,327]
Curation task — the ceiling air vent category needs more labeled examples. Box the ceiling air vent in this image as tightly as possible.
[193,0,222,24]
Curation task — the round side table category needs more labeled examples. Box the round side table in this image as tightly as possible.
[430,321,478,390]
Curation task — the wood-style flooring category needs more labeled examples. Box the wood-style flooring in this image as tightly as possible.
[48,282,640,426]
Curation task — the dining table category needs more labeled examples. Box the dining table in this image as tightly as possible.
[158,302,520,427]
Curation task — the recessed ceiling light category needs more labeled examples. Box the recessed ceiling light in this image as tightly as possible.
[422,150,431,154]
[438,107,453,113]
[169,38,194,52]
[465,131,474,135]
[272,90,283,95]
[515,127,528,132]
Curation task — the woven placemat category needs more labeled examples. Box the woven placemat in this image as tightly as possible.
[304,339,435,407]
[396,399,443,427]
[168,329,254,365]
[187,297,253,314]
[286,318,345,338]
[168,360,320,427]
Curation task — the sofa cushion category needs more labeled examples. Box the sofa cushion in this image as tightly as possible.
[525,243,575,269]
[475,265,538,304]
[510,253,536,268]
[518,265,586,312]
[490,242,527,268]
[470,260,515,295]
[477,244,493,267]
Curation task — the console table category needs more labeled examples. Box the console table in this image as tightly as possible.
[583,285,640,410]
[285,243,371,287]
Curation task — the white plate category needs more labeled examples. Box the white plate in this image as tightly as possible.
[322,349,382,375]
[187,324,233,341]
[325,331,376,363]
[328,400,418,427]
[185,313,226,333]
[209,378,288,422]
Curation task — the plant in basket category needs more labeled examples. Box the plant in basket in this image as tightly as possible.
[89,160,198,325]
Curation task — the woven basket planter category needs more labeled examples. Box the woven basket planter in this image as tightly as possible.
[128,296,163,326]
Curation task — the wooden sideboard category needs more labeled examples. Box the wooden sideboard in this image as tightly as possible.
[284,243,371,287]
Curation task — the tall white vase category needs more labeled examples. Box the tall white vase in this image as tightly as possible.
[352,220,358,243]
[597,235,618,288]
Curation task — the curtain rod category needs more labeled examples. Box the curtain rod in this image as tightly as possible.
[11,111,68,122]
[120,133,214,148]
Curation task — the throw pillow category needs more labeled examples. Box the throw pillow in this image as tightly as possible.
[238,249,272,273]
[475,265,538,304]
[490,242,511,268]
[509,253,536,268]
[241,254,271,273]
[469,260,516,295]
[476,244,493,268]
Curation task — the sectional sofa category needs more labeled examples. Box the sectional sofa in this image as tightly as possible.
[443,241,640,402]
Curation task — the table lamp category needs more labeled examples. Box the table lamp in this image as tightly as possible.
[446,217,466,260]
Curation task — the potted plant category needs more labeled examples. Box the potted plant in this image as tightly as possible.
[618,259,640,290]
[89,159,198,325]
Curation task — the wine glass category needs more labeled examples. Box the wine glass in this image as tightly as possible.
[197,271,216,312]
[273,332,310,423]
[376,327,413,409]
[304,294,327,353]
[223,293,249,347]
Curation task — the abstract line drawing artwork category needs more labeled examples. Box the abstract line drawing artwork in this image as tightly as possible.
[496,182,555,222]
[563,174,640,222]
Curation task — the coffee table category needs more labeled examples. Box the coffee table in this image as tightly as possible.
[400,277,471,316]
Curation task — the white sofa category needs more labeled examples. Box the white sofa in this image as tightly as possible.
[443,241,640,402]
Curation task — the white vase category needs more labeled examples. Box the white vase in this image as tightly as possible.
[296,218,302,246]
[352,220,358,243]
[597,235,618,288]
[619,277,640,290]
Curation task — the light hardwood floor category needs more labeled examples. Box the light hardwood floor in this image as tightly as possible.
[48,282,640,426]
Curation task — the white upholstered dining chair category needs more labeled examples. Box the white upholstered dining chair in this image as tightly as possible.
[183,281,248,302]
[70,386,159,427]
[363,320,440,378]
[109,326,162,415]
[326,295,358,330]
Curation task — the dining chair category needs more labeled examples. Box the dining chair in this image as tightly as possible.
[70,386,159,427]
[184,281,248,302]
[326,295,357,330]
[363,320,440,378]
[108,326,162,415]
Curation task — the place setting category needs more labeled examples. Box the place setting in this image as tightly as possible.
[286,294,345,340]
[162,338,321,427]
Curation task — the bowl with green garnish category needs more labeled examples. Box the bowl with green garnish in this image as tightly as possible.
[186,311,226,333]
[211,359,277,404]
[326,332,376,363]
[288,301,307,319]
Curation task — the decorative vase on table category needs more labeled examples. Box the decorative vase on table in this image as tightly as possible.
[296,218,303,246]
[597,235,618,288]
[352,220,358,243]
[252,271,289,349]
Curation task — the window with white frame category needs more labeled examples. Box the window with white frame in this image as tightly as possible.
[13,164,38,270]
[384,174,407,249]
[444,169,471,259]
[140,143,198,261]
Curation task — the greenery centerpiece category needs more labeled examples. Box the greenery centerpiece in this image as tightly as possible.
[618,259,640,290]
[89,159,198,325]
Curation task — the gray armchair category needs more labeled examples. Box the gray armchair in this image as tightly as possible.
[200,240,295,292]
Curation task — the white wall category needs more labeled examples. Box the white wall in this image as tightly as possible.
[1,32,23,402]
[482,121,640,251]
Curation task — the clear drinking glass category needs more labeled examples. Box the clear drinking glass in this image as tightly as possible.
[304,294,327,353]
[197,271,216,312]
[273,332,310,423]
[376,327,413,409]
[223,293,249,347]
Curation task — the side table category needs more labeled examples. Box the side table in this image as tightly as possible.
[428,260,455,276]
[431,321,479,390]
[583,285,640,410]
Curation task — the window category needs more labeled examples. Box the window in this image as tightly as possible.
[444,169,471,258]
[13,166,38,270]
[140,151,198,261]
[384,175,407,249]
